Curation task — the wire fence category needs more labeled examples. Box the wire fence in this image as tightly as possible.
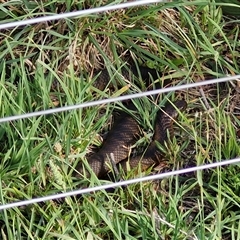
[0,0,239,211]
[0,0,165,30]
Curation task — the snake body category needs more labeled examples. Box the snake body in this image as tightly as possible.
[77,110,140,177]
[118,100,187,172]
[75,65,187,178]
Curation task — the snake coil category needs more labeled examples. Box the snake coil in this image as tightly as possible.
[75,66,187,178]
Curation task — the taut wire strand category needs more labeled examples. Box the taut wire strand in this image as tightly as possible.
[0,158,240,211]
[0,0,165,30]
[0,74,239,123]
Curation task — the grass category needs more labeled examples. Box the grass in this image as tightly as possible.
[0,0,240,239]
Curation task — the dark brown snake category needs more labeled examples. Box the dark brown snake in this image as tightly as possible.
[74,65,187,178]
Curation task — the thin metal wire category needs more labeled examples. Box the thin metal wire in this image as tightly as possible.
[0,158,239,211]
[0,74,239,123]
[0,0,164,30]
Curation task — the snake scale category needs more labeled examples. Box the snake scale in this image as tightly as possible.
[75,65,187,178]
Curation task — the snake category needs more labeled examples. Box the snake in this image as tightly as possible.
[74,65,187,178]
